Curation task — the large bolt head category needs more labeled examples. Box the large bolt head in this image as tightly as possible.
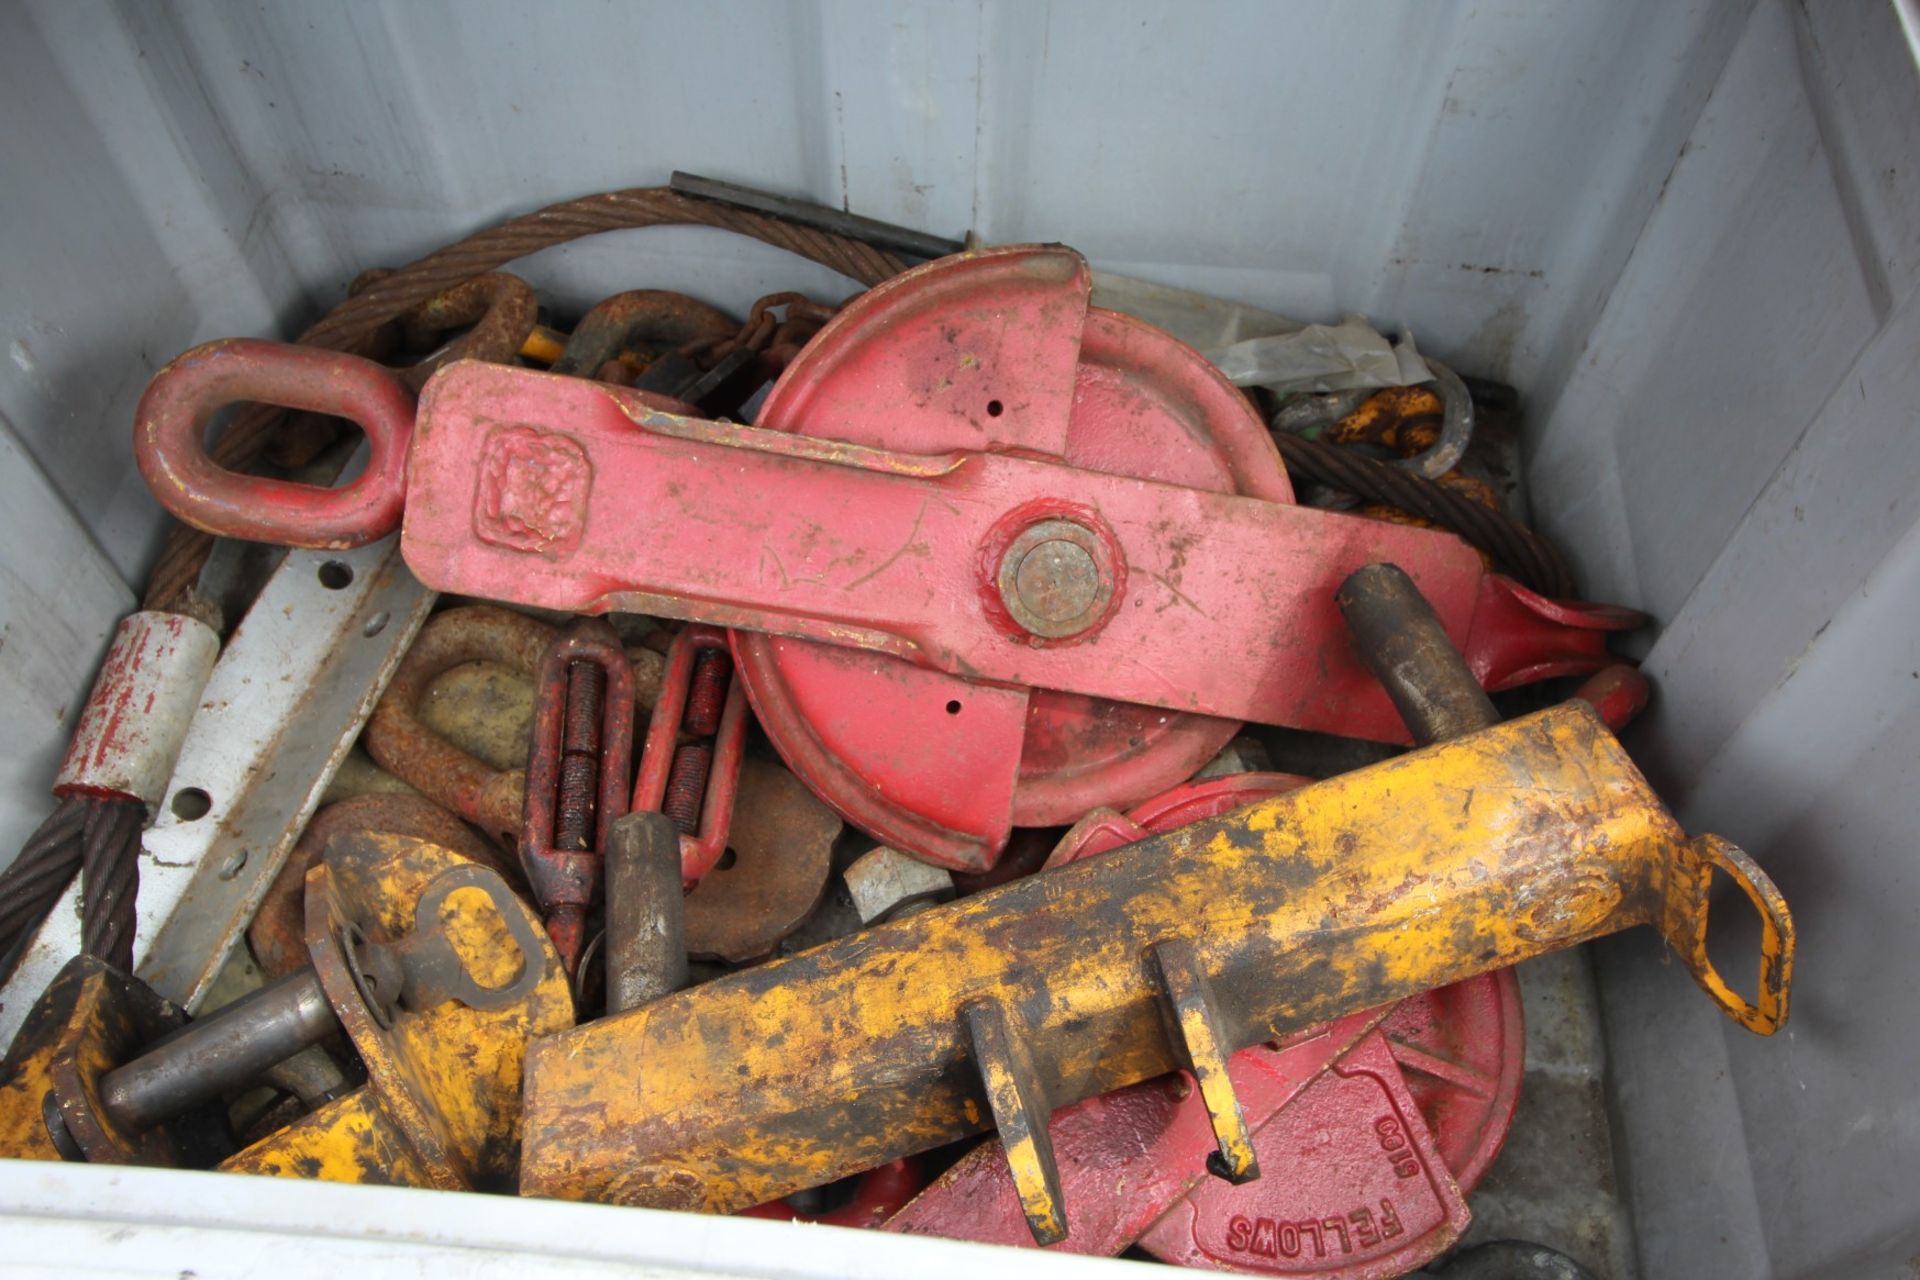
[995,519,1117,640]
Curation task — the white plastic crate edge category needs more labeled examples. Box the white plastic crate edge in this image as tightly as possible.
[0,1158,1152,1279]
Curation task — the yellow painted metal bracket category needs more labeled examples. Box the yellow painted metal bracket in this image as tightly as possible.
[222,833,573,1188]
[0,835,572,1188]
[1662,833,1794,1035]
[1151,936,1258,1186]
[963,1000,1066,1244]
[0,956,215,1167]
[517,702,1795,1241]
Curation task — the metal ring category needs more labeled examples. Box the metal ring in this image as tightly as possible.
[409,863,549,1011]
[134,338,416,548]
[1403,358,1474,479]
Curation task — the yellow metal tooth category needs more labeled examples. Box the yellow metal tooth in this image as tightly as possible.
[964,1000,1066,1246]
[517,702,1794,1241]
[1151,936,1258,1184]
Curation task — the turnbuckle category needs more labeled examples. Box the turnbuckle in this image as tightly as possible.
[521,618,635,974]
[632,626,748,887]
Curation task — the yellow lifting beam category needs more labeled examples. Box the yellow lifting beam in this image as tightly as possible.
[519,700,1792,1240]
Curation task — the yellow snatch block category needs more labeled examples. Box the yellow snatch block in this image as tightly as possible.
[517,702,1794,1244]
[220,833,573,1189]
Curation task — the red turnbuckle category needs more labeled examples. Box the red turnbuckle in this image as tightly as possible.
[521,617,635,973]
[632,626,748,888]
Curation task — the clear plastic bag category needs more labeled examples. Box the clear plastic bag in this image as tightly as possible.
[1091,271,1430,394]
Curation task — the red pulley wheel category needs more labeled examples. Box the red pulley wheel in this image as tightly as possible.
[733,248,1293,869]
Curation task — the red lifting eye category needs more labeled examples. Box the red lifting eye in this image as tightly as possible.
[134,338,417,549]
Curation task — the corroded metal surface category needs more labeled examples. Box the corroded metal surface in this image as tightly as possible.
[5,538,437,1029]
[603,812,687,1015]
[129,248,1643,876]
[393,272,539,391]
[887,974,1524,1276]
[901,756,1523,1273]
[95,968,339,1134]
[2,833,567,1191]
[548,290,737,379]
[1338,563,1498,743]
[364,606,558,843]
[520,619,634,972]
[397,248,1638,870]
[682,758,839,963]
[268,273,535,468]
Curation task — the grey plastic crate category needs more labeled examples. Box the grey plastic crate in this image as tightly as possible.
[2,4,1914,1277]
